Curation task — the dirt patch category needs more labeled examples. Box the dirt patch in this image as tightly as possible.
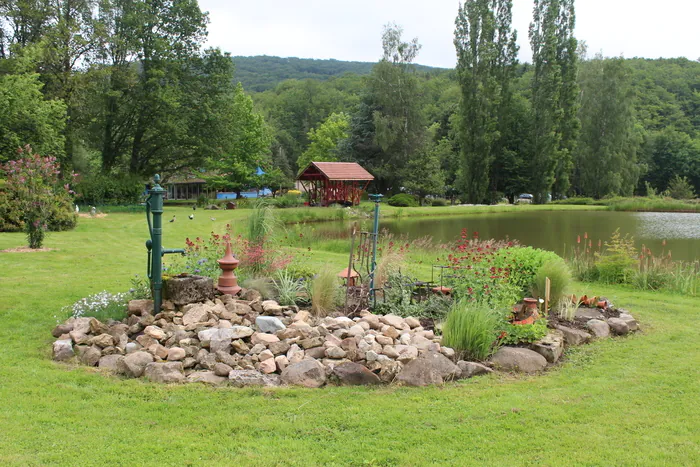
[1,246,57,253]
[548,301,621,332]
[78,213,107,218]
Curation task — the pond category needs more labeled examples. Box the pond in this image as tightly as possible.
[312,211,700,262]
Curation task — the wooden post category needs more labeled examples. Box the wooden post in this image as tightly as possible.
[544,277,551,313]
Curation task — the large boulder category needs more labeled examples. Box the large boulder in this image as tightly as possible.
[529,330,565,363]
[457,361,493,379]
[332,362,381,385]
[187,371,228,386]
[395,358,444,387]
[144,362,185,383]
[281,359,327,388]
[618,313,639,331]
[198,326,253,343]
[489,347,547,373]
[52,339,74,361]
[98,355,123,372]
[163,275,214,305]
[127,299,153,316]
[607,317,630,335]
[586,319,610,338]
[575,308,604,320]
[419,352,460,380]
[229,370,281,388]
[117,351,154,378]
[554,325,592,346]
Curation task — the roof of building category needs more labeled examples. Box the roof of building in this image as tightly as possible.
[297,162,374,181]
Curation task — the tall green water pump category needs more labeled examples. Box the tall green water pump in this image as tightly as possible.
[145,174,185,314]
[368,193,383,304]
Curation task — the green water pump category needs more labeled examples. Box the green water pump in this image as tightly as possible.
[145,174,185,314]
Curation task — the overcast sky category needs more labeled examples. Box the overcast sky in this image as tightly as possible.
[199,0,700,67]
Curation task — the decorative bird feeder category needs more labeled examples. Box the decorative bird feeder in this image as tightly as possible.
[338,267,359,287]
[217,238,241,295]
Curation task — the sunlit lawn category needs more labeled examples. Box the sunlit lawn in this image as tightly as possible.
[0,207,698,466]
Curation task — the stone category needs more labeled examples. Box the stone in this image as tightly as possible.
[144,362,185,383]
[607,317,630,335]
[405,317,421,328]
[410,334,434,351]
[72,317,92,334]
[530,330,565,363]
[52,339,74,361]
[256,316,286,333]
[89,318,109,335]
[261,300,284,314]
[231,339,250,354]
[378,360,403,383]
[183,357,197,369]
[249,343,266,355]
[117,351,154,377]
[229,370,281,388]
[214,362,234,377]
[379,314,405,329]
[259,358,277,374]
[143,326,166,341]
[127,299,153,316]
[98,354,123,371]
[226,301,253,315]
[187,371,228,385]
[209,339,232,353]
[382,345,399,359]
[619,313,639,331]
[251,332,280,346]
[457,361,493,379]
[332,362,381,385]
[375,335,393,346]
[396,358,444,387]
[586,319,611,338]
[163,275,214,305]
[347,324,365,337]
[395,345,419,363]
[79,346,102,366]
[554,325,592,346]
[490,347,547,373]
[268,340,291,356]
[286,344,305,364]
[293,310,312,323]
[259,349,275,361]
[305,347,327,359]
[382,326,400,340]
[125,342,140,354]
[52,323,73,338]
[325,346,347,359]
[441,347,456,359]
[275,355,289,371]
[365,350,379,362]
[575,307,604,320]
[148,344,169,360]
[198,326,253,343]
[89,333,114,348]
[281,359,327,388]
[299,337,324,349]
[242,288,262,302]
[182,305,209,326]
[69,330,90,345]
[419,352,460,380]
[167,347,186,361]
[358,313,381,330]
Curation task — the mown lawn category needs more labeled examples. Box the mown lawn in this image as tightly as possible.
[0,208,698,466]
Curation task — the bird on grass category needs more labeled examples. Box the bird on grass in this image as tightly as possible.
[210,217,216,221]
[188,214,194,220]
[169,215,176,223]
[192,205,196,211]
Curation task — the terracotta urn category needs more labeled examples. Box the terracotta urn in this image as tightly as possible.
[217,239,241,295]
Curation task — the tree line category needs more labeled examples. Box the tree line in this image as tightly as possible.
[1,0,698,202]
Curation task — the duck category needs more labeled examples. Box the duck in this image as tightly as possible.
[169,215,176,223]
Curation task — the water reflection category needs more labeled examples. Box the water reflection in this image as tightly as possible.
[311,211,700,262]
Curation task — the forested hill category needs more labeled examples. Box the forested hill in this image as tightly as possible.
[232,55,446,91]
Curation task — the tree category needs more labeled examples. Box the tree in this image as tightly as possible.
[641,128,700,194]
[574,55,641,198]
[402,124,447,203]
[454,0,518,203]
[205,83,272,196]
[0,66,66,163]
[297,112,350,171]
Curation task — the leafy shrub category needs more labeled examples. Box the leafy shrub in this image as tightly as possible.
[0,146,77,246]
[129,274,152,300]
[63,291,129,322]
[492,246,562,293]
[373,272,451,321]
[595,229,637,284]
[530,259,572,304]
[550,197,595,205]
[430,197,449,206]
[273,193,305,209]
[74,173,143,205]
[499,319,549,345]
[387,193,418,207]
[667,175,696,200]
[311,266,339,316]
[442,300,502,361]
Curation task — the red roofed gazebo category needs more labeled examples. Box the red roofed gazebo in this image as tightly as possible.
[297,162,374,207]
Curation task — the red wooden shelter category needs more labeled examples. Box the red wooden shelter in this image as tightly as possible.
[297,162,374,206]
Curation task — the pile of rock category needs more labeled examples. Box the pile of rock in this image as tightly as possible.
[52,292,494,387]
[51,292,639,387]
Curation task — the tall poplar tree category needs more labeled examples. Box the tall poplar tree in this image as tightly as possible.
[454,0,518,204]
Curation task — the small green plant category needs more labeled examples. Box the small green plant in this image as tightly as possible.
[441,300,502,361]
[387,193,419,207]
[311,266,339,316]
[500,319,549,345]
[667,175,696,200]
[129,274,152,299]
[596,229,637,284]
[275,269,306,306]
[63,291,129,322]
[530,259,572,304]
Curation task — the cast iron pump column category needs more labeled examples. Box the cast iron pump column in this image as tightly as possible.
[368,193,383,305]
[145,174,185,314]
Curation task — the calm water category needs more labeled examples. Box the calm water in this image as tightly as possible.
[315,211,700,262]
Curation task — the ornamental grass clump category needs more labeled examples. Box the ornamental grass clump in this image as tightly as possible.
[441,300,502,361]
[275,269,306,306]
[530,259,572,305]
[311,266,339,316]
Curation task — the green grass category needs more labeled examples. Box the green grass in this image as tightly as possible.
[1,209,699,465]
[551,195,700,212]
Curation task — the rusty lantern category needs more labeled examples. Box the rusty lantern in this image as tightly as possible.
[217,238,241,295]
